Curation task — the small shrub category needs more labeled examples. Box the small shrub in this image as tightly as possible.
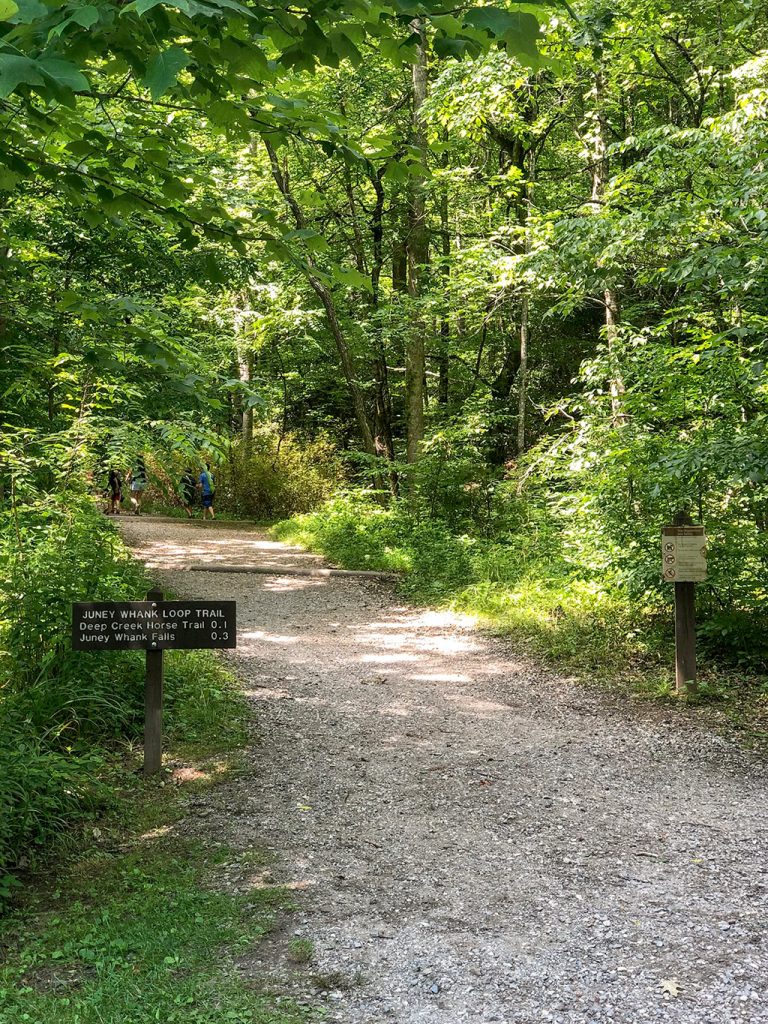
[698,612,768,672]
[218,433,343,520]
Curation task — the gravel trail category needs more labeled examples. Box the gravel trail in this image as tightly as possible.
[119,518,767,1024]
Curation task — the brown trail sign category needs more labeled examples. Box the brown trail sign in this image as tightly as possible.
[72,590,236,775]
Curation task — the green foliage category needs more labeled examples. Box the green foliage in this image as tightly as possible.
[217,433,343,520]
[288,938,315,964]
[0,495,247,886]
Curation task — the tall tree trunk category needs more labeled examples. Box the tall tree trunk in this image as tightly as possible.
[392,199,408,293]
[490,333,520,465]
[234,291,254,451]
[438,175,450,405]
[370,165,398,494]
[516,296,529,456]
[263,139,377,457]
[239,349,254,450]
[405,18,429,464]
[516,145,536,456]
[587,67,625,424]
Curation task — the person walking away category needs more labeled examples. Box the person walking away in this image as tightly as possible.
[128,455,147,515]
[105,467,122,515]
[180,467,196,518]
[199,463,215,520]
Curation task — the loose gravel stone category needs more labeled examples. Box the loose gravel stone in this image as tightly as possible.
[120,518,768,1024]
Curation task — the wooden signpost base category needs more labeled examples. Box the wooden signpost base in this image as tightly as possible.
[674,580,697,697]
[144,588,165,777]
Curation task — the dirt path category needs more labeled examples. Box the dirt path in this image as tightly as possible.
[119,518,767,1024]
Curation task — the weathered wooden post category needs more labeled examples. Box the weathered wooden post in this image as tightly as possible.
[144,588,165,777]
[661,511,707,697]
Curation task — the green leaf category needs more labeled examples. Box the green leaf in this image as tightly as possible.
[463,8,541,62]
[9,0,47,22]
[0,167,21,190]
[71,3,99,25]
[383,159,409,183]
[143,46,191,99]
[433,36,471,59]
[331,265,372,292]
[123,0,164,14]
[38,58,90,93]
[50,4,100,34]
[430,13,463,34]
[0,0,19,19]
[0,54,43,98]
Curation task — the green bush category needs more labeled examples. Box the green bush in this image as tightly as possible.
[217,432,343,520]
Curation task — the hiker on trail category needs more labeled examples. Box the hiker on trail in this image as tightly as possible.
[127,456,147,515]
[199,463,215,520]
[105,468,123,515]
[180,467,197,518]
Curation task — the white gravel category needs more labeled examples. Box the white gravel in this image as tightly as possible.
[120,518,768,1024]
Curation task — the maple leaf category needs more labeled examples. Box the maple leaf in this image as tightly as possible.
[660,978,681,999]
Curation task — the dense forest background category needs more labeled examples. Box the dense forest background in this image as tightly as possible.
[2,0,768,882]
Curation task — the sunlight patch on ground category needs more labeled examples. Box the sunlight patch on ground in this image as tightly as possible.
[139,825,173,841]
[241,630,299,644]
[443,694,515,714]
[410,672,473,684]
[263,577,326,591]
[378,702,413,718]
[171,766,209,783]
[359,652,421,663]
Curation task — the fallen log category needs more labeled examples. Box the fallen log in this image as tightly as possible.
[187,563,400,580]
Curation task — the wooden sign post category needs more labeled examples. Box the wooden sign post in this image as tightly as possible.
[144,589,165,777]
[661,515,707,697]
[72,592,237,776]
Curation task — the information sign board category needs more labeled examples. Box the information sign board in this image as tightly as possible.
[72,600,237,651]
[661,526,707,583]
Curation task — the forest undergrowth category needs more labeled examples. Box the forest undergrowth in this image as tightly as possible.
[0,497,248,889]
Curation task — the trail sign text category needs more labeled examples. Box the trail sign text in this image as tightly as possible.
[661,526,707,583]
[72,600,237,651]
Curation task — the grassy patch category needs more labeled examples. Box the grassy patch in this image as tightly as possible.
[0,840,312,1024]
[287,939,314,965]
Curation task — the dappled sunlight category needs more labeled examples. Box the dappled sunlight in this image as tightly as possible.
[410,672,473,684]
[378,701,415,718]
[443,694,516,715]
[117,521,328,573]
[362,610,477,633]
[240,630,299,644]
[263,576,327,592]
[138,825,174,841]
[360,652,421,663]
[419,635,475,655]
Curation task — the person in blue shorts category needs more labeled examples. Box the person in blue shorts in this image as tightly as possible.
[199,463,216,520]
